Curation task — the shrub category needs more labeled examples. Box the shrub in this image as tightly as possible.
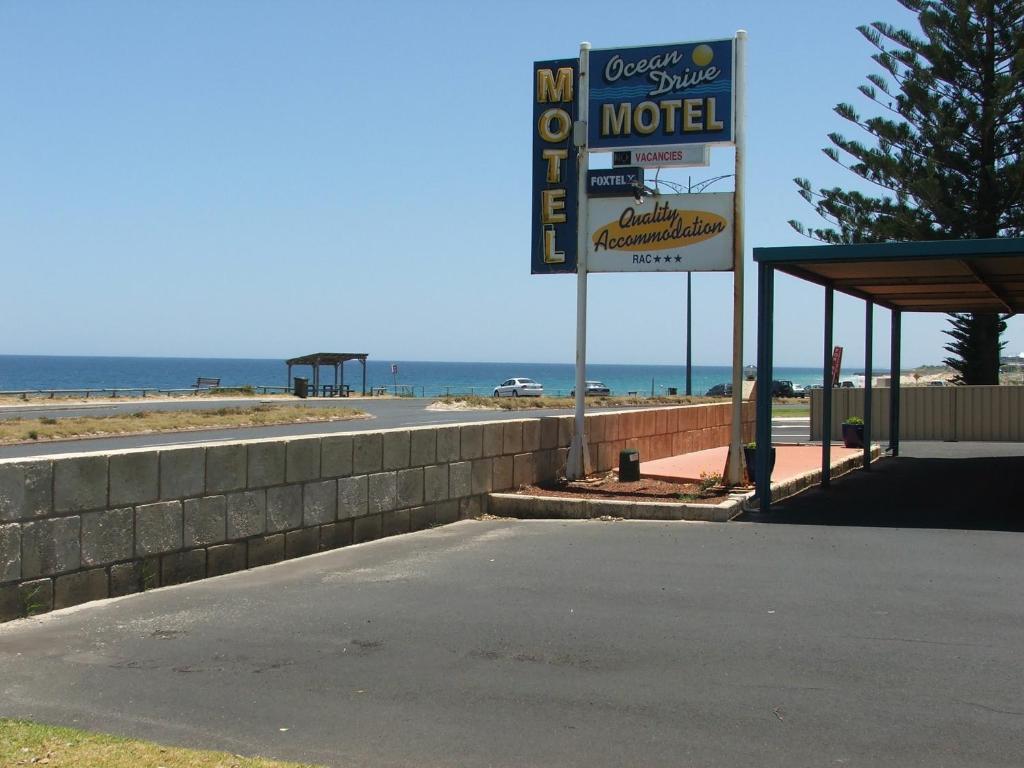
[844,416,864,425]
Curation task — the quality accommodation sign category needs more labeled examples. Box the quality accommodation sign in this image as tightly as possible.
[588,40,735,151]
[587,193,734,272]
[531,58,579,274]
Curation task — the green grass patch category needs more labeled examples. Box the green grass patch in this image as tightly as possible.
[0,719,323,768]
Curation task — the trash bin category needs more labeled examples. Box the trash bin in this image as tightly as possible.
[667,387,678,396]
[293,377,309,399]
[619,449,640,482]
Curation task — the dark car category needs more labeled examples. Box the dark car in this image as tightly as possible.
[705,383,732,397]
[771,380,795,398]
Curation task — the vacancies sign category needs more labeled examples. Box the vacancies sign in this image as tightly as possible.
[531,59,579,275]
[588,40,734,151]
[587,193,734,272]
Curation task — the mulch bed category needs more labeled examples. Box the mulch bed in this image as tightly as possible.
[517,472,730,504]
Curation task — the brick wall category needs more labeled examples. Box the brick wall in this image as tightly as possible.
[0,402,753,622]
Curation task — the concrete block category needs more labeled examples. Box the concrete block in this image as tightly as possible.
[109,451,158,507]
[54,568,108,610]
[449,461,472,498]
[382,430,410,470]
[502,422,524,455]
[522,420,541,452]
[585,499,634,519]
[20,578,54,617]
[482,423,503,457]
[352,433,382,474]
[286,438,321,483]
[21,517,80,577]
[368,472,398,514]
[655,409,669,435]
[587,414,605,444]
[303,479,337,525]
[319,521,353,551]
[160,549,207,585]
[540,418,559,450]
[321,435,353,478]
[381,508,410,537]
[285,527,319,559]
[457,496,480,520]
[206,542,247,577]
[460,425,483,460]
[338,475,368,520]
[533,450,553,483]
[226,490,266,539]
[471,459,492,494]
[409,506,434,532]
[397,468,424,508]
[266,485,302,532]
[135,501,183,557]
[423,465,449,504]
[53,456,107,513]
[81,508,133,567]
[248,534,285,567]
[206,444,246,494]
[558,417,573,448]
[513,453,536,488]
[410,429,436,466]
[0,461,52,522]
[0,583,20,622]
[110,561,143,597]
[184,495,227,547]
[353,513,382,543]
[247,442,285,488]
[0,523,20,582]
[492,455,513,491]
[435,426,460,463]
[159,447,205,500]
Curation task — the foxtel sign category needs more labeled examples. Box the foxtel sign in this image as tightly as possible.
[531,59,579,275]
[589,40,734,150]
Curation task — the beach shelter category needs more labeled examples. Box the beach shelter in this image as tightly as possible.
[286,352,368,396]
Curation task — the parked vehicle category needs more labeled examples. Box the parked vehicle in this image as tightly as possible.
[792,384,806,398]
[705,383,732,397]
[771,380,795,398]
[570,380,611,397]
[493,378,544,397]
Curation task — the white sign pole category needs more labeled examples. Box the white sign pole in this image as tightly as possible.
[566,41,591,481]
[726,30,747,485]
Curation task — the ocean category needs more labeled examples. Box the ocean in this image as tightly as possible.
[0,355,827,398]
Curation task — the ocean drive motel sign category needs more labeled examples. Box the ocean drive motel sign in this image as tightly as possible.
[531,35,748,481]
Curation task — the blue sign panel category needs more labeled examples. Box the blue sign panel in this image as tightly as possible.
[532,58,578,275]
[587,167,644,197]
[588,39,734,150]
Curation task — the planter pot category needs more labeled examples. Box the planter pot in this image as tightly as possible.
[842,423,865,449]
[743,446,776,485]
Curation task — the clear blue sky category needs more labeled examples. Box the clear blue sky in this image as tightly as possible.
[2,0,1020,368]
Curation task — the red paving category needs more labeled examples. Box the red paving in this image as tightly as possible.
[640,444,863,484]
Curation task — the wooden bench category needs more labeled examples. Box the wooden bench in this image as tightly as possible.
[193,377,221,389]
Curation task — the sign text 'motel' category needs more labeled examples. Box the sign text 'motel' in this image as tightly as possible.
[588,40,735,150]
[531,59,579,275]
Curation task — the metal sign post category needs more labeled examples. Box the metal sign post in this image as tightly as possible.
[726,29,747,486]
[567,42,591,480]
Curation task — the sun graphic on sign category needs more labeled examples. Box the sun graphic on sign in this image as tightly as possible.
[692,44,714,67]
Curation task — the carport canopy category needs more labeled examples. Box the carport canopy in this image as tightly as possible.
[752,236,1024,512]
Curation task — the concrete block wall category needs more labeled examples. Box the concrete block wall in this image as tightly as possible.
[0,402,752,622]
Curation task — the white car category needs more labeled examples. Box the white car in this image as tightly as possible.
[570,380,611,397]
[493,378,544,397]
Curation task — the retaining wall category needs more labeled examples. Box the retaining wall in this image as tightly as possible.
[0,402,754,622]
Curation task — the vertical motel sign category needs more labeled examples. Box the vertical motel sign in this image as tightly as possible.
[531,59,579,274]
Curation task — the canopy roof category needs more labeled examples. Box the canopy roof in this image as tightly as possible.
[753,237,1024,314]
[286,352,368,366]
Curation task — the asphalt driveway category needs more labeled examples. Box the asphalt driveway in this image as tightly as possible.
[1,518,1021,767]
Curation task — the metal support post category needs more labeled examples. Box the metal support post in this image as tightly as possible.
[822,286,834,486]
[863,300,874,470]
[726,30,747,486]
[566,41,592,480]
[755,262,774,511]
[889,310,901,456]
[685,272,692,396]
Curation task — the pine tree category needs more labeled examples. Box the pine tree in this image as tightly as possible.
[790,0,1023,384]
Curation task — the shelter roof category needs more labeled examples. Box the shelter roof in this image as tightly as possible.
[753,237,1024,314]
[285,353,368,366]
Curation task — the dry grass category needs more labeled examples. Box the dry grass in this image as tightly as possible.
[0,719,322,767]
[432,394,722,411]
[0,405,367,445]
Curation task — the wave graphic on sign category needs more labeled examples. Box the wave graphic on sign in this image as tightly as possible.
[592,83,732,99]
[591,205,727,252]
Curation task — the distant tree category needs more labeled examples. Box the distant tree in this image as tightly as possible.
[790,0,1023,384]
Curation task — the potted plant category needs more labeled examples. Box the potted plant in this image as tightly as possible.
[842,416,865,448]
[743,441,776,484]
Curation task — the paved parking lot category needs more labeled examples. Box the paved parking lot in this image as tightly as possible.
[2,513,1021,767]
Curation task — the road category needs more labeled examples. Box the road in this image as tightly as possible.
[1,517,1020,767]
[0,397,810,458]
